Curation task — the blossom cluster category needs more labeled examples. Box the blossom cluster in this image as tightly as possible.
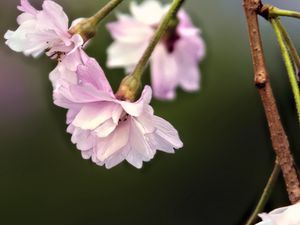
[4,0,205,168]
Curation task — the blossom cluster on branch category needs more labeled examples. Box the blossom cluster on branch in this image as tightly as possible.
[5,0,300,224]
[4,0,205,168]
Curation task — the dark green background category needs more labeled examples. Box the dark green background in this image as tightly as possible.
[1,0,300,224]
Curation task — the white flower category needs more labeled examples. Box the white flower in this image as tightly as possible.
[256,203,300,225]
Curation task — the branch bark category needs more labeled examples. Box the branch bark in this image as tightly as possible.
[243,0,300,204]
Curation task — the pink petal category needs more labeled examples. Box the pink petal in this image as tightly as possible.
[125,151,144,169]
[77,58,113,94]
[81,150,93,160]
[66,108,81,124]
[69,126,95,151]
[129,118,154,159]
[177,9,194,28]
[96,120,130,161]
[129,0,165,25]
[119,85,152,117]
[4,20,45,57]
[107,41,148,68]
[112,105,123,124]
[153,115,183,149]
[150,44,179,100]
[67,34,84,55]
[94,119,118,138]
[107,18,153,43]
[41,0,69,35]
[104,144,130,169]
[174,39,201,91]
[49,63,77,89]
[72,102,117,130]
[17,0,38,15]
[17,12,36,24]
[134,105,155,133]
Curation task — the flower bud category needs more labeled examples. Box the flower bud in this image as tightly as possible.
[69,17,98,42]
[115,75,141,101]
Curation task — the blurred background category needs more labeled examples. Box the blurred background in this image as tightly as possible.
[1,0,300,224]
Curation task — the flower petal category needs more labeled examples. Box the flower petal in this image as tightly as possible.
[119,85,152,117]
[73,102,117,130]
[106,17,153,43]
[104,145,130,169]
[68,125,95,151]
[94,119,118,138]
[4,21,46,57]
[77,58,113,94]
[153,115,183,149]
[41,0,69,35]
[174,39,202,91]
[130,0,165,25]
[17,0,38,15]
[129,118,154,159]
[96,120,130,161]
[107,41,147,68]
[150,44,179,100]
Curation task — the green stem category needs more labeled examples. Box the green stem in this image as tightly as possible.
[271,18,300,124]
[131,0,185,81]
[268,5,300,20]
[69,0,123,41]
[276,20,300,76]
[91,0,124,25]
[245,163,281,225]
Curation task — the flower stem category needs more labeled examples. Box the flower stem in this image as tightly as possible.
[91,0,124,26]
[130,0,185,81]
[69,0,124,41]
[245,162,281,225]
[276,20,300,80]
[271,17,300,124]
[265,5,300,20]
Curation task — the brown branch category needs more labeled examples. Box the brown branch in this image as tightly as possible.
[243,0,300,204]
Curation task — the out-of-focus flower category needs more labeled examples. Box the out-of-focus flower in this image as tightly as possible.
[54,58,183,169]
[256,203,300,225]
[106,0,206,100]
[4,0,83,58]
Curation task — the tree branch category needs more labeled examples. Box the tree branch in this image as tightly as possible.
[243,0,300,204]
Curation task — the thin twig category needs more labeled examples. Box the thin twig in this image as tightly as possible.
[245,163,281,225]
[276,20,300,71]
[243,0,300,204]
[116,0,185,100]
[270,17,300,123]
[131,0,185,80]
[263,4,300,20]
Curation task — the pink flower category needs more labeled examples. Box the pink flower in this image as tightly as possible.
[4,0,83,58]
[49,48,89,90]
[54,58,183,169]
[256,203,300,225]
[106,0,206,100]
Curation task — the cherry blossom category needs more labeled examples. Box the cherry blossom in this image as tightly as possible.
[54,57,183,168]
[106,0,206,100]
[4,0,83,58]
